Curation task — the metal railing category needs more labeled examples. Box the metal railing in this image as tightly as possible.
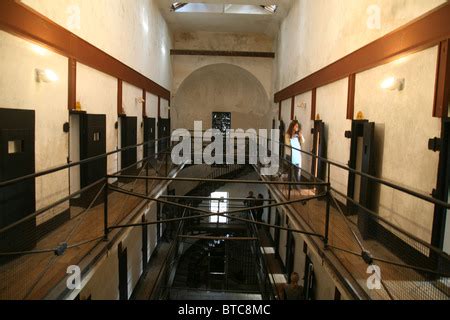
[0,135,175,299]
[256,135,450,300]
[1,130,450,300]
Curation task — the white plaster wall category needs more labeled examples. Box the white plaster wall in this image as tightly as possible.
[172,31,273,96]
[160,98,169,120]
[23,0,173,90]
[280,99,291,128]
[76,63,119,178]
[0,31,69,223]
[123,82,144,168]
[308,247,337,300]
[293,235,306,281]
[172,63,271,131]
[354,47,440,243]
[274,0,446,91]
[123,225,143,298]
[145,93,159,119]
[316,79,351,199]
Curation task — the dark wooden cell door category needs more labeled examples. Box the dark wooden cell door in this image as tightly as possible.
[78,113,106,207]
[285,230,295,281]
[279,120,285,158]
[143,117,156,160]
[118,242,128,300]
[311,120,326,193]
[0,108,36,255]
[432,119,450,259]
[346,120,376,238]
[120,116,137,176]
[274,211,281,256]
[158,118,170,155]
[303,255,315,300]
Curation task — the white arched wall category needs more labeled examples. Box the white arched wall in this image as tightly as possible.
[172,63,271,130]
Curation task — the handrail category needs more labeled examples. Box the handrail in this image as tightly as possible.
[261,135,450,209]
[149,206,189,300]
[247,209,278,300]
[0,135,172,188]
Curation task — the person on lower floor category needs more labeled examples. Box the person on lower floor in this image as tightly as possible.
[255,193,264,223]
[283,272,305,300]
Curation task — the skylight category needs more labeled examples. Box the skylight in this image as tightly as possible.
[170,3,278,15]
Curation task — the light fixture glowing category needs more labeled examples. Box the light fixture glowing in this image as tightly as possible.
[380,76,404,91]
[393,56,410,65]
[141,8,149,33]
[35,68,59,83]
[31,44,48,56]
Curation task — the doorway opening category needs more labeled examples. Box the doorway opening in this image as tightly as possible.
[70,113,106,208]
[346,120,376,239]
[311,120,326,193]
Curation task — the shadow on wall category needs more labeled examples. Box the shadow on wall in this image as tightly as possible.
[172,63,271,130]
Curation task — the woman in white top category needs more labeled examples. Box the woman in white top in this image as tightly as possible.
[284,120,305,182]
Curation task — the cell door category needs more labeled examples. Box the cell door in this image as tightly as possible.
[285,230,295,281]
[0,108,36,254]
[158,118,170,154]
[118,242,128,300]
[143,117,156,160]
[432,119,450,255]
[120,116,137,175]
[78,114,106,207]
[311,120,326,192]
[274,211,281,255]
[357,122,376,238]
[346,120,376,230]
[303,255,315,300]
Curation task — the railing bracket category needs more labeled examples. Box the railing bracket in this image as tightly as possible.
[361,250,373,265]
[54,242,68,256]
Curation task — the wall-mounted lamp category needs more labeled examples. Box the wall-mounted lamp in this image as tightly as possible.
[136,97,145,104]
[35,68,59,83]
[31,44,48,56]
[380,76,404,91]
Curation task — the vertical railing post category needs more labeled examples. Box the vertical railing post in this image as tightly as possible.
[323,183,331,249]
[103,178,109,241]
[165,148,168,177]
[288,164,292,200]
[145,159,149,195]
